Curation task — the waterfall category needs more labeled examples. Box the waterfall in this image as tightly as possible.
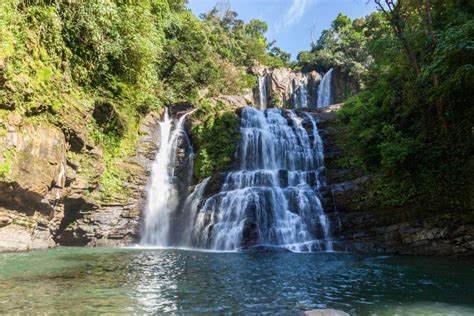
[141,109,194,246]
[258,75,268,110]
[291,77,309,109]
[297,78,309,109]
[180,177,211,247]
[187,107,333,252]
[317,68,334,108]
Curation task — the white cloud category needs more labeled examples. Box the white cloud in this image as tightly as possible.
[284,0,314,27]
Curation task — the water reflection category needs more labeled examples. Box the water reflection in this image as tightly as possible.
[0,248,473,314]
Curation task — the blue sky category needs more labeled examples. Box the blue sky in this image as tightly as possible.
[187,0,378,60]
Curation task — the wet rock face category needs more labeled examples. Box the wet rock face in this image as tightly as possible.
[314,106,474,256]
[0,109,161,252]
[331,66,360,104]
[240,200,260,248]
[0,115,66,252]
[55,111,161,248]
[250,65,321,108]
[172,127,194,197]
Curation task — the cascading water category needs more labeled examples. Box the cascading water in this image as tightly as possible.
[141,109,194,246]
[291,77,309,109]
[317,68,334,108]
[187,107,333,252]
[298,79,309,109]
[258,75,268,110]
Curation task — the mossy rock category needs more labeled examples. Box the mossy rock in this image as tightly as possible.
[190,108,240,182]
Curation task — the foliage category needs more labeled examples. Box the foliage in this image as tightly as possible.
[0,148,14,180]
[337,1,474,208]
[191,100,240,181]
[297,13,388,89]
[0,0,282,196]
[200,8,290,68]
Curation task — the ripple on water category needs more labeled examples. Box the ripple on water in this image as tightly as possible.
[0,248,473,314]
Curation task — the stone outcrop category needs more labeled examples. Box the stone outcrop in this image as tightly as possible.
[310,105,474,256]
[54,111,161,247]
[332,207,474,255]
[331,66,360,104]
[250,65,320,108]
[209,95,252,108]
[0,112,65,251]
[0,109,160,252]
[0,223,55,252]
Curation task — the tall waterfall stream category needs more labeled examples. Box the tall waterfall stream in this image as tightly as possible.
[141,109,194,246]
[258,75,268,110]
[317,68,334,108]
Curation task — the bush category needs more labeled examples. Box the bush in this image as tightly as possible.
[191,101,240,180]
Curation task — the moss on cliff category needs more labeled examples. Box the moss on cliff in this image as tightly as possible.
[0,148,14,180]
[190,100,240,181]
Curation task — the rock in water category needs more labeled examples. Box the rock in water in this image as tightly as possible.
[302,309,349,316]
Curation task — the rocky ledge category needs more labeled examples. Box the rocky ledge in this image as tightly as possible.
[312,105,474,257]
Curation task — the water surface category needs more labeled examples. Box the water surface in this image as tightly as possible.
[0,247,473,314]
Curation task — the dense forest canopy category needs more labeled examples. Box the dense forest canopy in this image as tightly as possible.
[0,0,288,111]
[298,0,473,208]
[1,0,472,210]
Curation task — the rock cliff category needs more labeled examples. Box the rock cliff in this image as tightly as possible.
[312,105,474,256]
[249,65,360,109]
[250,65,320,108]
[0,113,64,251]
[0,109,160,251]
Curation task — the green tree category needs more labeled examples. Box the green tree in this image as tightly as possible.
[338,0,474,208]
[297,13,386,89]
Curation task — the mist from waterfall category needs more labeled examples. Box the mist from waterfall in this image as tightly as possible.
[186,107,333,252]
[141,109,193,246]
[317,68,334,108]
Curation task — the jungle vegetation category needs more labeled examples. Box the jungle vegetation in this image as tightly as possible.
[298,0,473,208]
